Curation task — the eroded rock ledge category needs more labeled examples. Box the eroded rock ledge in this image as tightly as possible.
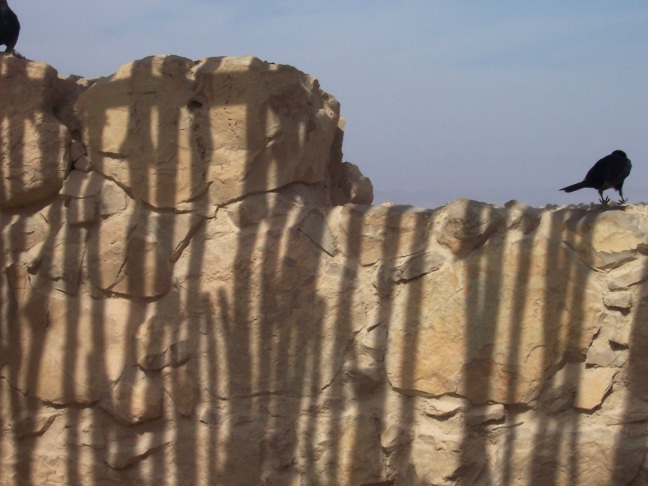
[1,54,648,485]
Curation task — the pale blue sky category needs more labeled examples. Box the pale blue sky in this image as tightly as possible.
[12,1,648,208]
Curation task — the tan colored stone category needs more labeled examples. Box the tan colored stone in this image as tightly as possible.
[39,226,87,294]
[408,419,482,484]
[73,154,93,172]
[380,420,405,451]
[0,210,51,255]
[504,200,542,233]
[604,290,634,310]
[7,51,648,486]
[0,56,72,208]
[226,192,300,228]
[539,362,581,413]
[179,225,367,399]
[87,203,203,297]
[12,411,58,439]
[197,56,341,207]
[298,209,337,256]
[437,198,505,256]
[466,403,506,425]
[105,432,170,469]
[135,314,190,370]
[603,396,648,426]
[358,321,388,354]
[422,396,467,418]
[330,160,374,206]
[163,366,197,417]
[65,196,97,226]
[98,179,130,217]
[260,426,298,478]
[540,362,617,413]
[574,366,617,411]
[302,414,383,485]
[54,409,107,450]
[322,260,359,293]
[330,203,437,266]
[389,250,445,283]
[386,231,604,405]
[606,261,648,290]
[77,55,340,209]
[2,294,144,405]
[110,231,172,297]
[101,366,163,425]
[69,140,87,162]
[342,355,384,393]
[610,325,631,348]
[59,169,104,199]
[586,332,627,368]
[564,209,648,270]
[490,417,646,485]
[0,263,49,336]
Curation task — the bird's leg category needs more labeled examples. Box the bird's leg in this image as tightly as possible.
[618,187,627,204]
[598,190,609,205]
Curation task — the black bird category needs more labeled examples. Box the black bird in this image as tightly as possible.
[0,0,20,53]
[560,150,632,204]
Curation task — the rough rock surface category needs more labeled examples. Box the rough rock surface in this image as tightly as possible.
[0,57,78,208]
[76,55,343,209]
[2,54,648,485]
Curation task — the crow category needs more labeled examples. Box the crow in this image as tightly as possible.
[560,150,632,204]
[0,0,20,53]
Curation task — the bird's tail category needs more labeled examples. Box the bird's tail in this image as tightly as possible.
[560,181,588,193]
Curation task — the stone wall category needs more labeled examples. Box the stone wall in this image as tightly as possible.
[1,54,648,485]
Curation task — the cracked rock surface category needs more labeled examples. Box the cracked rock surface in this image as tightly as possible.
[2,54,648,485]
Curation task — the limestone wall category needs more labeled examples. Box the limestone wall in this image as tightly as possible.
[1,54,648,485]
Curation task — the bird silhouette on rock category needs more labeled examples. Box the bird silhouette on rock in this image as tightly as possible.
[0,0,20,54]
[560,150,632,204]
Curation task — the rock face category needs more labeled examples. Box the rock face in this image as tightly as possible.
[0,57,78,208]
[1,55,648,485]
[76,55,342,209]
